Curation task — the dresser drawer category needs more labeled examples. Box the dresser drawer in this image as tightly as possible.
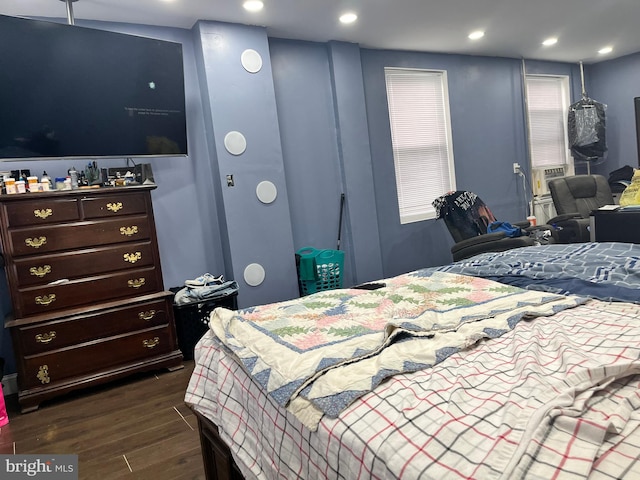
[17,296,173,355]
[8,215,152,256]
[3,198,80,227]
[81,192,149,219]
[14,266,162,317]
[21,325,174,390]
[13,241,156,287]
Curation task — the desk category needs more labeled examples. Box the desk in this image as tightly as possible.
[590,207,640,243]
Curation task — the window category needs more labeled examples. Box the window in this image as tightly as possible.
[525,75,572,169]
[385,67,456,224]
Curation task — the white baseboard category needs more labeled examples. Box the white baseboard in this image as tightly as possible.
[1,373,17,396]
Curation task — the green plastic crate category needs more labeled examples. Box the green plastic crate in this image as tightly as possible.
[296,247,345,295]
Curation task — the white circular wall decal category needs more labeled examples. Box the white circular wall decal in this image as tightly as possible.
[224,131,247,155]
[244,263,266,286]
[241,49,263,73]
[256,181,277,204]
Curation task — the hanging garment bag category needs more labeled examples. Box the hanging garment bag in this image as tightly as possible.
[568,99,607,162]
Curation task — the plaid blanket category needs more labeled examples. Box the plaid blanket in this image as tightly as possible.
[186,300,640,480]
[209,272,585,430]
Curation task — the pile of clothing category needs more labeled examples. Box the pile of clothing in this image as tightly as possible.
[173,273,238,306]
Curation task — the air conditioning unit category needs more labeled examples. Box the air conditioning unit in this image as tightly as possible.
[532,165,575,196]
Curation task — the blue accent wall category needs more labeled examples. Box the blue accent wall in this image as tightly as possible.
[588,52,640,172]
[191,21,299,307]
[269,39,384,287]
[268,40,347,269]
[2,15,634,375]
[360,52,582,276]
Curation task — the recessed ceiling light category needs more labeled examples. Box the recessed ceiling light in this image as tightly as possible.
[339,12,358,24]
[598,46,613,55]
[243,0,264,12]
[542,37,558,46]
[468,31,485,40]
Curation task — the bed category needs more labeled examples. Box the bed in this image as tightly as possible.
[185,242,640,480]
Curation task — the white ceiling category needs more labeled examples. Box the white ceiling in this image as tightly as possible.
[2,0,640,64]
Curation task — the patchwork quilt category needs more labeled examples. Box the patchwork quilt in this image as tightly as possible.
[209,271,585,430]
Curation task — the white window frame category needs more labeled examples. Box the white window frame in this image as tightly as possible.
[384,67,456,224]
[525,74,573,171]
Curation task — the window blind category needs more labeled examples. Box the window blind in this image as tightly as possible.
[526,75,570,168]
[385,68,456,224]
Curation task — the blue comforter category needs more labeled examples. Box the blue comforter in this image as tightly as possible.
[429,242,640,303]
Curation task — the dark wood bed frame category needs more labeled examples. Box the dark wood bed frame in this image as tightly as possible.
[193,409,245,480]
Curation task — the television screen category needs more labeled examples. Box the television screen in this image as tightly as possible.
[0,14,188,161]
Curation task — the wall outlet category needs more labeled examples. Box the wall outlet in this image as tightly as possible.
[513,162,521,174]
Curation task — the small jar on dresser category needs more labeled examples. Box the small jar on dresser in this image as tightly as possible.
[0,185,183,412]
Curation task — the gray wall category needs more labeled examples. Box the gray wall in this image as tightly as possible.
[1,16,637,375]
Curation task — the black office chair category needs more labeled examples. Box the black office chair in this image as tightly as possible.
[433,191,546,262]
[547,174,614,243]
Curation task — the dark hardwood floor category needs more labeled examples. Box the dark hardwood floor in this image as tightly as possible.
[0,360,205,480]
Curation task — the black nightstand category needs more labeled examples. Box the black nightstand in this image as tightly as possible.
[590,207,640,243]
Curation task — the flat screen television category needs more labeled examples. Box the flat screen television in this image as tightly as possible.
[0,14,187,161]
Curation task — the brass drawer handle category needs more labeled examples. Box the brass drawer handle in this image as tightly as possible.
[143,337,160,349]
[107,202,123,212]
[34,208,53,219]
[25,236,47,248]
[120,226,139,236]
[35,331,57,344]
[128,278,146,289]
[124,252,142,264]
[30,265,52,278]
[37,365,51,384]
[35,294,56,306]
[138,310,156,321]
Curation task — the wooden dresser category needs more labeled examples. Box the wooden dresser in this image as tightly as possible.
[0,185,183,412]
